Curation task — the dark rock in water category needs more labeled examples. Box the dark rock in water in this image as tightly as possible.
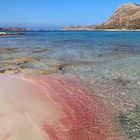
[119,105,140,140]
[0,48,18,53]
[6,32,26,36]
[112,77,130,86]
[0,32,26,36]
[31,48,48,53]
[0,32,7,36]
[16,62,25,66]
[0,67,5,73]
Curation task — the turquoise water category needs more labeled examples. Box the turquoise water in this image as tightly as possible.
[0,31,140,139]
[0,31,140,61]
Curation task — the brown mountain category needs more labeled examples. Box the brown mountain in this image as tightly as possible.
[64,2,140,30]
[97,2,140,29]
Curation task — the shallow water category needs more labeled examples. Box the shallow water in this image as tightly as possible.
[0,31,140,139]
[0,31,140,60]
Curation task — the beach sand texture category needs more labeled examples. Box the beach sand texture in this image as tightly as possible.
[0,74,124,140]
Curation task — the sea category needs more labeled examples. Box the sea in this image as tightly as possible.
[0,31,140,60]
[0,30,140,139]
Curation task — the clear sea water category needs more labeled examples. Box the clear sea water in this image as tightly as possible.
[0,31,140,139]
[0,31,140,61]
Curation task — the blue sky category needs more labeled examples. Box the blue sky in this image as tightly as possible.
[0,0,140,29]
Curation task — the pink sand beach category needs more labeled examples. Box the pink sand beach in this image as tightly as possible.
[0,74,125,140]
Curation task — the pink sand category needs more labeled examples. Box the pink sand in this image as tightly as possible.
[0,74,124,140]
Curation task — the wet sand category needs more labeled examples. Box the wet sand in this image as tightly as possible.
[0,74,124,140]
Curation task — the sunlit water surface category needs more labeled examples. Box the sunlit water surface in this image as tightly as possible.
[0,31,140,139]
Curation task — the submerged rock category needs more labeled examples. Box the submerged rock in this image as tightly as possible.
[112,77,131,87]
[0,32,7,36]
[0,67,5,73]
[119,105,140,140]
[0,32,26,36]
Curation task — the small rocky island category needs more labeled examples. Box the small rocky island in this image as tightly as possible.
[0,27,28,31]
[0,27,29,36]
[64,2,140,30]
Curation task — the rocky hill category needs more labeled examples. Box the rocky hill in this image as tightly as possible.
[97,2,140,29]
[64,2,140,30]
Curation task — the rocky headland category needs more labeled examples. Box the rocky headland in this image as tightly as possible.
[64,2,140,30]
[98,2,140,29]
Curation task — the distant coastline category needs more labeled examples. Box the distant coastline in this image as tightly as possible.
[62,28,140,31]
[0,27,30,31]
[63,2,140,31]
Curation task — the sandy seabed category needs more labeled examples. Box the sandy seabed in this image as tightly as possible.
[0,74,125,140]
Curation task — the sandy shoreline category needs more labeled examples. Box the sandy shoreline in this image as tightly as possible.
[0,74,125,140]
[62,29,140,31]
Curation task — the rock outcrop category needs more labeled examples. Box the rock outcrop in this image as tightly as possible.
[97,2,140,29]
[64,2,140,30]
[0,32,7,36]
[0,32,26,36]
